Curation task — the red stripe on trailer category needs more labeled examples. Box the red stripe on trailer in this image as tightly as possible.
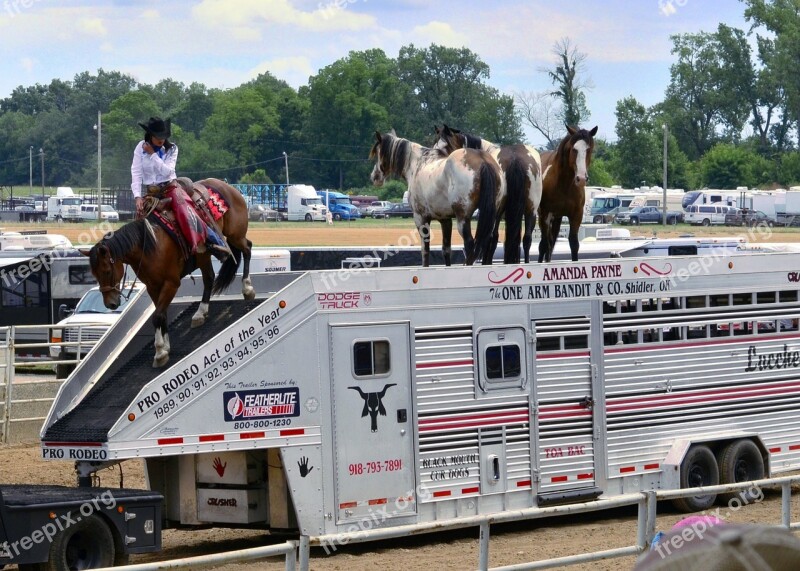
[604,332,800,355]
[240,431,266,439]
[516,480,532,487]
[416,359,474,369]
[790,444,800,451]
[462,486,480,494]
[339,501,357,509]
[418,409,529,432]
[620,466,636,473]
[368,498,387,506]
[537,351,590,360]
[770,447,782,453]
[280,428,305,437]
[577,473,594,480]
[199,434,224,442]
[551,476,568,483]
[433,490,452,498]
[644,463,660,470]
[43,441,104,447]
[157,437,183,445]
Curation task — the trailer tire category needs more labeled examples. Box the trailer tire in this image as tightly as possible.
[42,514,115,571]
[716,439,764,504]
[672,445,719,512]
[593,215,603,224]
[304,214,312,222]
[55,364,74,380]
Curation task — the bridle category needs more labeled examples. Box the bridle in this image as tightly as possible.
[96,249,140,300]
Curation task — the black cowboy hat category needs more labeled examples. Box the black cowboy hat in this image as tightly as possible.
[138,117,171,139]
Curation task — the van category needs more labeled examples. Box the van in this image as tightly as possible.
[683,204,732,226]
[79,204,119,222]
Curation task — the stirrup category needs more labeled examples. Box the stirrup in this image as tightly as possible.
[208,244,230,262]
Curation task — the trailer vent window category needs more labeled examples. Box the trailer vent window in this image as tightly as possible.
[353,340,390,377]
[485,345,521,380]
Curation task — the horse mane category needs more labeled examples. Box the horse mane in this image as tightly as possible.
[463,132,483,149]
[93,219,155,263]
[372,133,410,178]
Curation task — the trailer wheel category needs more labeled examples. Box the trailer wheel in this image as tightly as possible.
[716,439,764,504]
[304,214,312,222]
[55,364,75,380]
[672,445,719,512]
[44,514,115,571]
[593,215,603,224]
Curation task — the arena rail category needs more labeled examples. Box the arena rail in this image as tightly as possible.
[93,475,800,570]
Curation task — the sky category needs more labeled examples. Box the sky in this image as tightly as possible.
[0,0,752,146]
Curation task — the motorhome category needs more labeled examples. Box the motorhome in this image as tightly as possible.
[287,185,327,221]
[46,187,82,222]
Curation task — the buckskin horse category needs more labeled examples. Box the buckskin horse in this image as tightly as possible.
[81,178,254,367]
[370,130,502,266]
[537,125,598,262]
[434,125,543,264]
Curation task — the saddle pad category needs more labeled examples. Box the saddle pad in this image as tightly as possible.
[206,187,229,221]
[149,211,190,260]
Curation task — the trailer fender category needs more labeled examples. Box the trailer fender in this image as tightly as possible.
[662,434,769,490]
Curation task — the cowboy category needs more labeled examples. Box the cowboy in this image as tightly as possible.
[131,117,229,261]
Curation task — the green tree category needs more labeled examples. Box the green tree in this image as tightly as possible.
[663,25,753,159]
[239,168,273,184]
[612,97,661,187]
[698,143,771,188]
[544,38,591,127]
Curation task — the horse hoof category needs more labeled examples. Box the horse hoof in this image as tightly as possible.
[242,287,256,301]
[153,354,169,368]
[191,315,206,328]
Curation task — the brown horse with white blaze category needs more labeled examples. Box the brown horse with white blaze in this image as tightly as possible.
[538,125,597,262]
[81,178,254,368]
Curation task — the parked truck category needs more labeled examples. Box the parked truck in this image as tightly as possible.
[3,247,800,568]
[46,187,82,222]
[317,190,361,220]
[287,185,327,221]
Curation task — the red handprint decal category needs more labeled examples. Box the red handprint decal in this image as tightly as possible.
[212,457,227,477]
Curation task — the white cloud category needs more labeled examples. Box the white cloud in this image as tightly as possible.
[411,21,467,48]
[79,17,107,37]
[191,0,376,36]
[248,56,315,88]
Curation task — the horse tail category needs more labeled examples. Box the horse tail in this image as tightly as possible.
[473,162,498,263]
[212,244,242,295]
[503,157,527,264]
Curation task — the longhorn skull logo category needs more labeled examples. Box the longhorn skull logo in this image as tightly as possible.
[349,384,396,432]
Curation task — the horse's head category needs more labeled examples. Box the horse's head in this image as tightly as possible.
[80,242,125,310]
[563,125,598,186]
[369,130,406,186]
[433,124,465,155]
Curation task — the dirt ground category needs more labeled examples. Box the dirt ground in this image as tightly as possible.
[3,220,800,570]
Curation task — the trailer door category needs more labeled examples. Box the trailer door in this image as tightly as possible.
[532,301,602,504]
[331,323,416,524]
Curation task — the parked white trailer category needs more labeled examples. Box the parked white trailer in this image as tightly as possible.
[7,250,800,565]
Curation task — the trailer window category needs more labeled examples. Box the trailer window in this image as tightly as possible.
[353,340,390,377]
[68,265,97,285]
[485,345,521,380]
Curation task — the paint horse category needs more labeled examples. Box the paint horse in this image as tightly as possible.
[434,125,543,264]
[81,178,254,367]
[370,130,503,266]
[538,126,598,262]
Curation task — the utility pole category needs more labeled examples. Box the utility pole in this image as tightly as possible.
[29,146,33,194]
[283,151,289,185]
[39,148,44,193]
[662,124,668,226]
[95,111,102,219]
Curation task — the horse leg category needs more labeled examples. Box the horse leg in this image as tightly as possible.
[439,218,453,266]
[537,212,550,263]
[152,282,179,368]
[230,237,255,300]
[459,218,477,265]
[415,215,431,267]
[191,256,214,328]
[523,207,536,264]
[568,215,580,262]
[486,217,501,265]
[548,216,563,263]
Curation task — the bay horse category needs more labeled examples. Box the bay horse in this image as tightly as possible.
[80,178,254,367]
[370,130,502,266]
[537,125,598,262]
[434,125,543,264]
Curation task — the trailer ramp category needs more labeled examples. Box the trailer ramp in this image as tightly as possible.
[43,298,261,443]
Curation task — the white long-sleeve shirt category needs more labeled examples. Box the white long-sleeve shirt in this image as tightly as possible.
[130,141,178,197]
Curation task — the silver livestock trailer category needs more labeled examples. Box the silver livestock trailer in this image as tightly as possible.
[3,247,800,567]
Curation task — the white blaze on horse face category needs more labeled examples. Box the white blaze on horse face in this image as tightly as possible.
[370,161,385,186]
[573,140,589,185]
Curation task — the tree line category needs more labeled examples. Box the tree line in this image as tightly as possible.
[1,1,799,200]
